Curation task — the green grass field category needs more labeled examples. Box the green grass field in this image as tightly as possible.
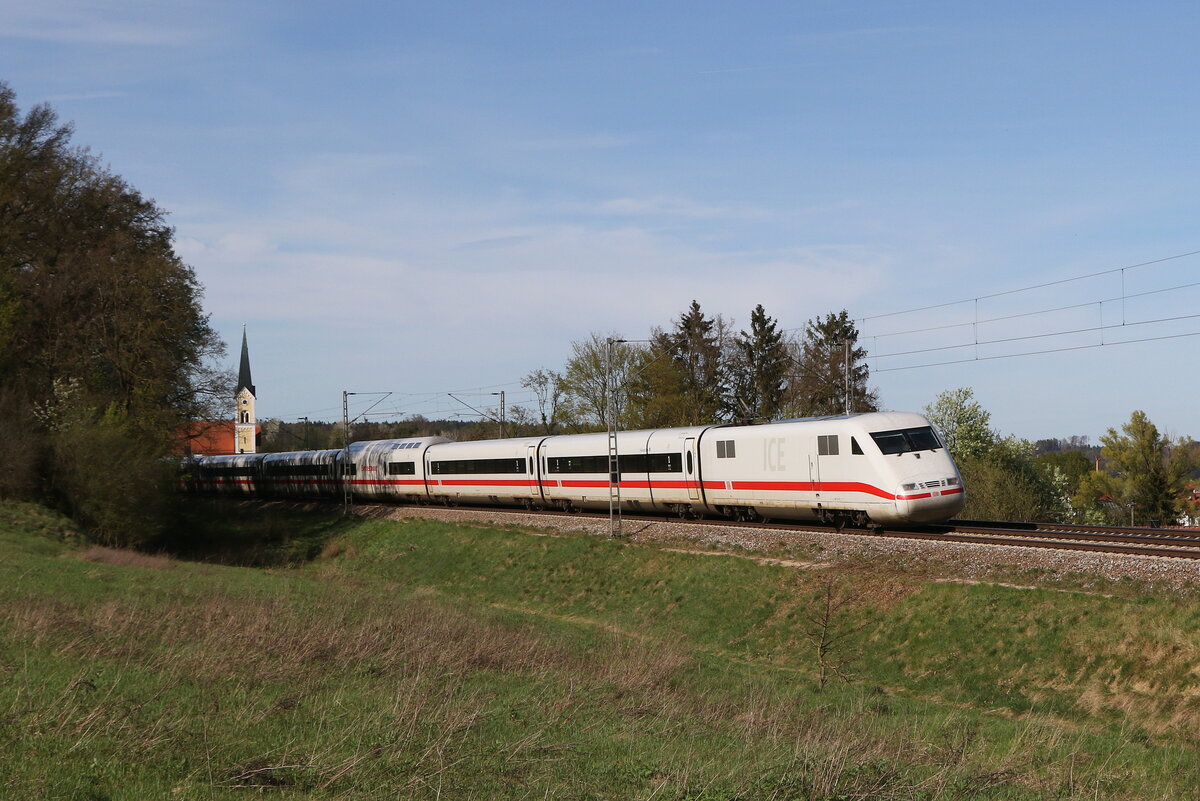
[3,500,1200,799]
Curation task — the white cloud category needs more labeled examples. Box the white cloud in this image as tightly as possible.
[188,204,888,342]
[0,1,203,46]
[595,194,771,220]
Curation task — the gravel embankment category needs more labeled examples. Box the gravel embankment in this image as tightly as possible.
[355,504,1200,592]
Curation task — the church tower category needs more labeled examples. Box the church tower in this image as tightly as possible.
[235,326,257,454]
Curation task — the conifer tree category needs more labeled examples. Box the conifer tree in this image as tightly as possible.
[661,300,729,424]
[729,304,789,421]
[789,310,877,416]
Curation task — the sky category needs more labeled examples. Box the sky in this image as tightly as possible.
[3,1,1199,443]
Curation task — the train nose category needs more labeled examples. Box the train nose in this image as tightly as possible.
[895,476,965,522]
[898,476,961,497]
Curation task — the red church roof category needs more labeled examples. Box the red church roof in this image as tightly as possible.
[174,420,257,456]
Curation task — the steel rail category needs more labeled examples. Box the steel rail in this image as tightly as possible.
[928,523,1200,551]
[876,527,1200,560]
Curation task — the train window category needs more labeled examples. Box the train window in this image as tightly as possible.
[430,458,525,475]
[646,453,681,473]
[547,453,684,474]
[817,435,839,456]
[547,455,607,473]
[387,461,416,476]
[851,437,864,455]
[266,463,331,477]
[205,465,258,477]
[716,440,736,458]
[686,451,693,474]
[621,453,682,473]
[870,426,942,455]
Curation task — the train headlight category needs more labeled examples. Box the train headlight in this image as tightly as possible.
[946,477,960,486]
[901,482,917,491]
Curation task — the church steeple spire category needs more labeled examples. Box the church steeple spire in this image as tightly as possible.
[237,324,255,397]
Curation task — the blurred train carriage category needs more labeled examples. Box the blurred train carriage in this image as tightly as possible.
[261,450,341,498]
[192,453,264,495]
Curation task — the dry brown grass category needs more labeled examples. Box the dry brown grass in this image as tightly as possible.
[318,539,357,560]
[1060,619,1200,737]
[3,583,689,697]
[77,545,174,570]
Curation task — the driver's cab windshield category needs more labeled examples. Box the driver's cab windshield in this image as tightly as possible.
[869,426,942,455]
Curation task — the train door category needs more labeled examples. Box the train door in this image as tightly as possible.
[684,437,700,501]
[527,444,543,504]
[809,436,821,493]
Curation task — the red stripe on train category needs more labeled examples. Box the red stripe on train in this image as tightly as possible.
[727,481,897,500]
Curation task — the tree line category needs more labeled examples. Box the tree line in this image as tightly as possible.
[516,301,879,434]
[925,388,1199,527]
[259,301,881,449]
[258,303,879,448]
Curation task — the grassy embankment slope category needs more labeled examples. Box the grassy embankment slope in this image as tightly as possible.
[3,500,1200,799]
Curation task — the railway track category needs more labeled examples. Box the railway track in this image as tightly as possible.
[638,514,1200,560]
[342,500,1200,561]
[885,521,1200,560]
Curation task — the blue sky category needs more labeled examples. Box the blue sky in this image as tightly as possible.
[4,1,1199,442]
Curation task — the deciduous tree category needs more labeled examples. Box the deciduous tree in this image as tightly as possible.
[1083,411,1196,526]
[924,387,996,461]
[558,333,641,430]
[0,82,226,543]
[521,368,565,434]
[925,388,1067,521]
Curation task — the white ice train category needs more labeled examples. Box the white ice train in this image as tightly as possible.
[187,411,965,527]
